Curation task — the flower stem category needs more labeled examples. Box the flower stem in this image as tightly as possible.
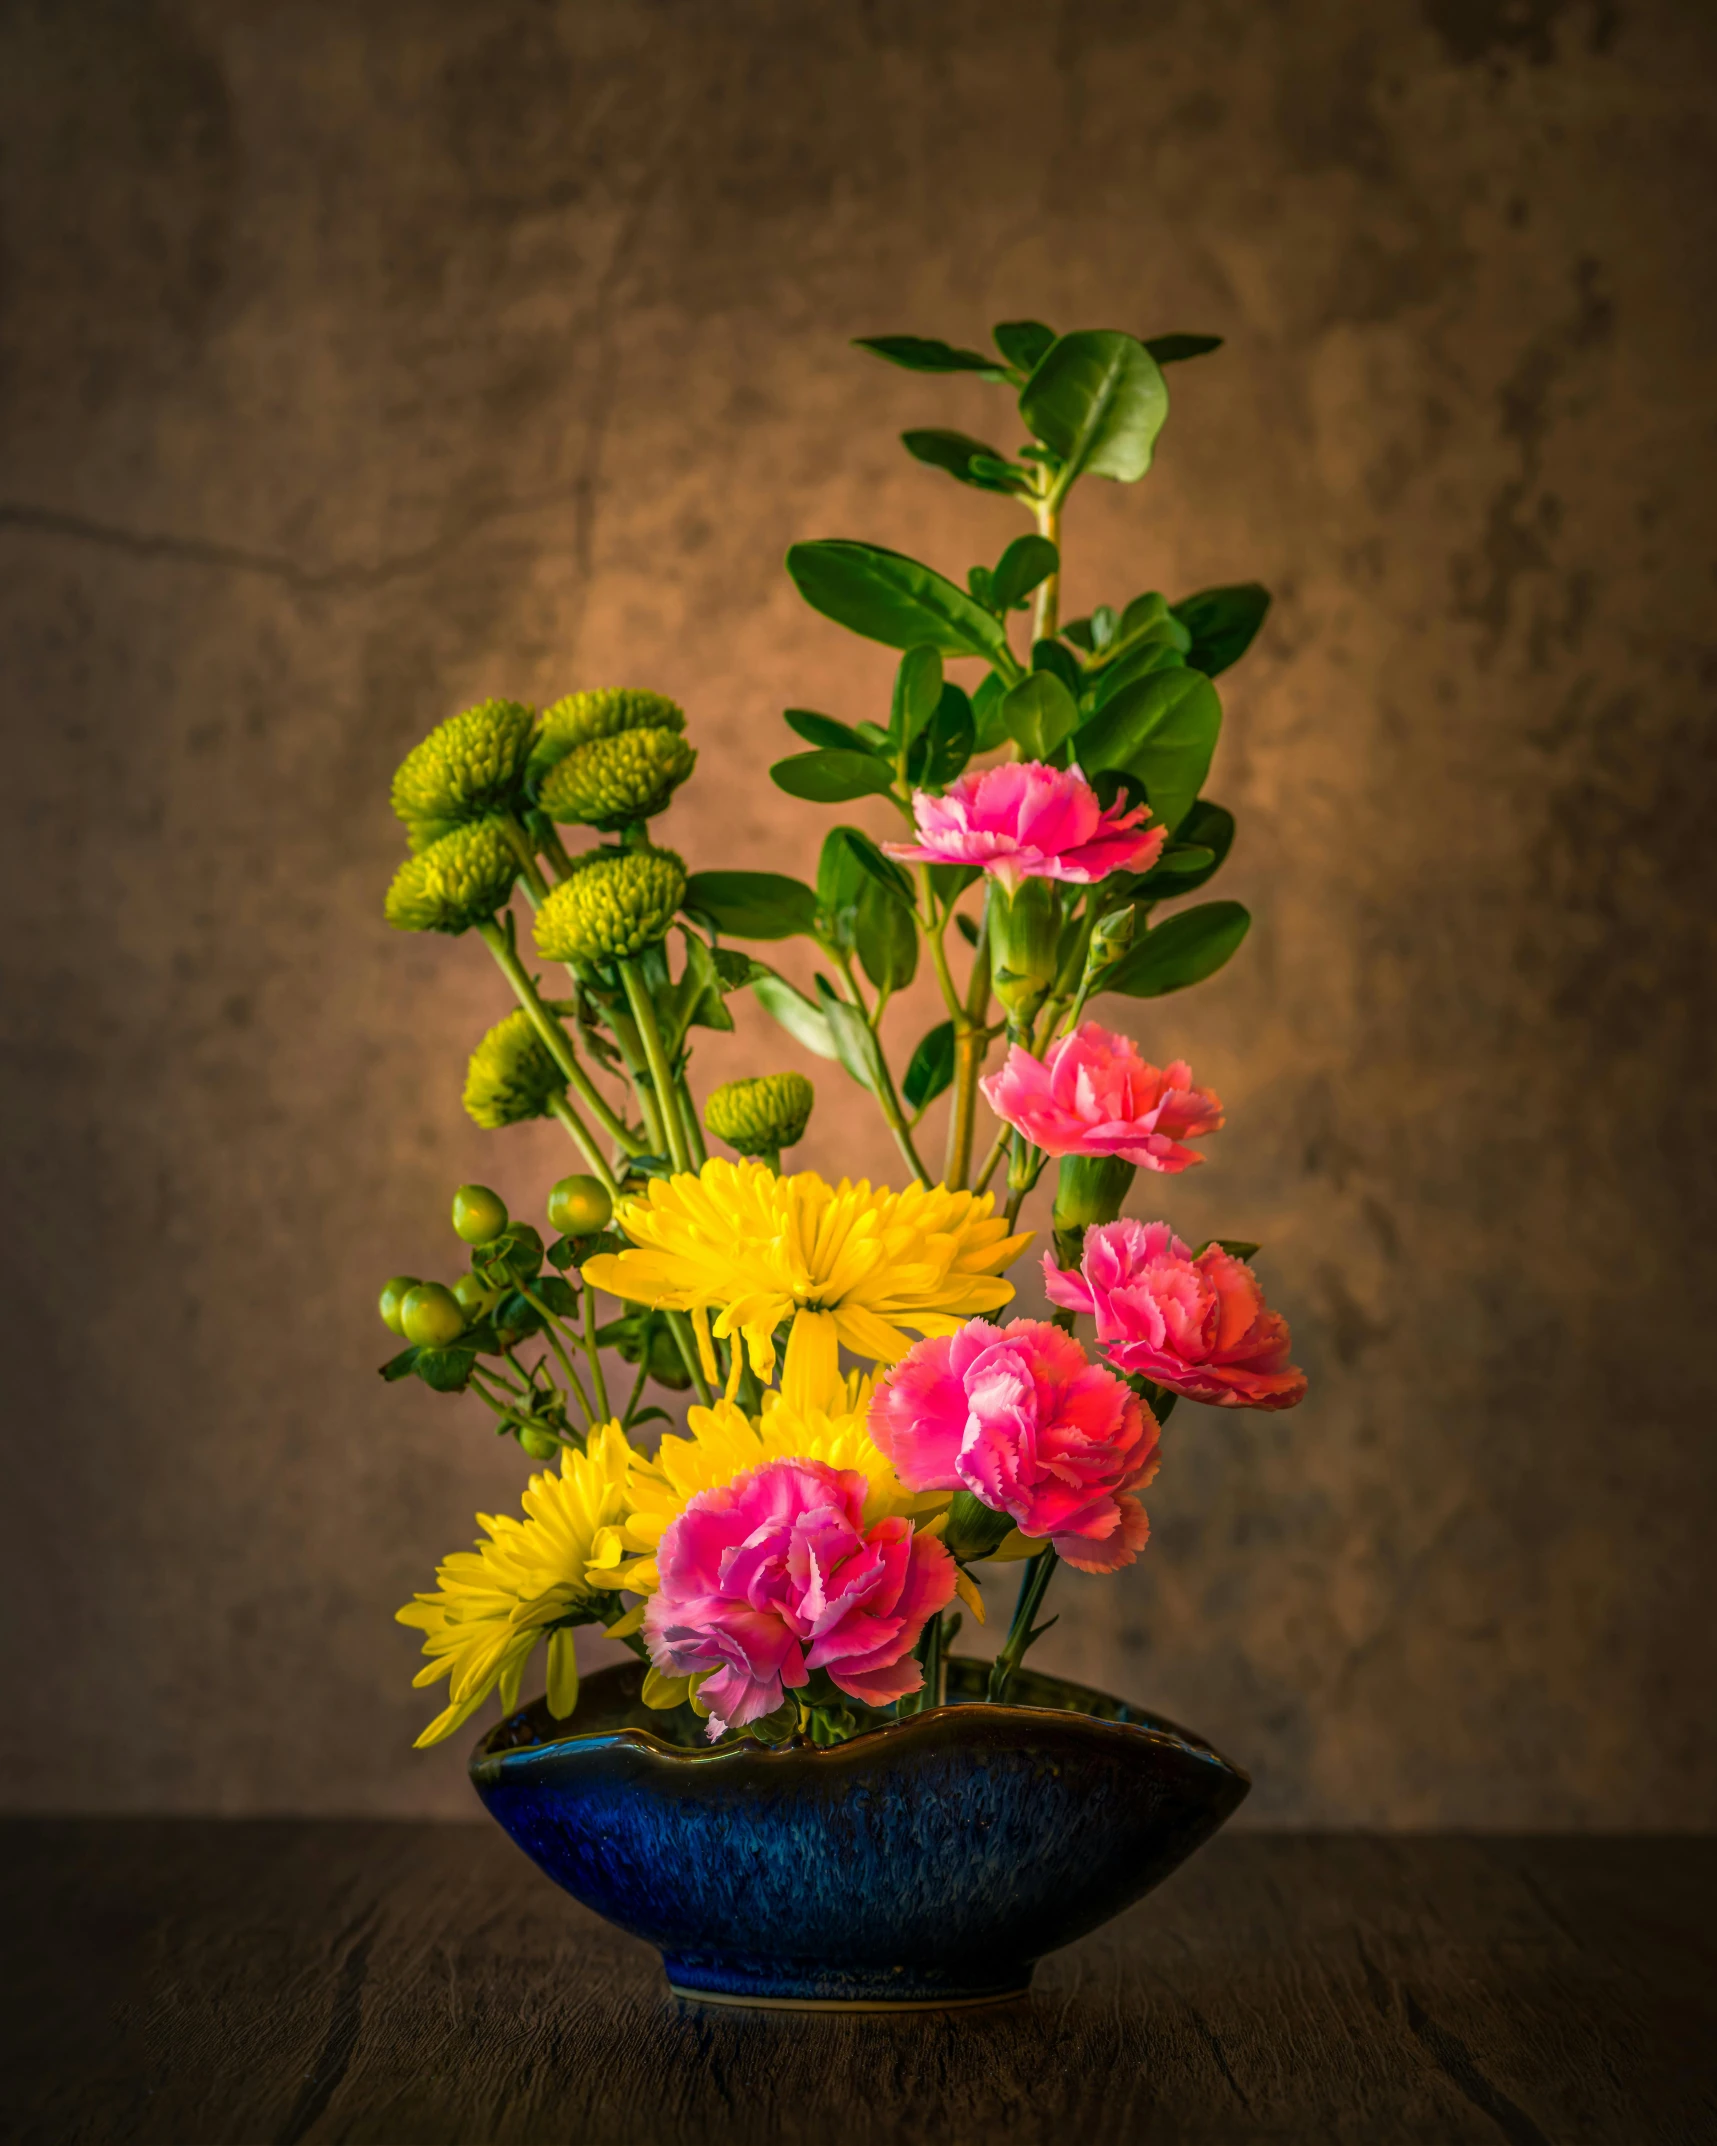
[582,1281,611,1422]
[666,1309,715,1408]
[545,1095,621,1199]
[477,919,641,1168]
[987,1547,1059,1703]
[619,958,692,1175]
[1031,491,1062,645]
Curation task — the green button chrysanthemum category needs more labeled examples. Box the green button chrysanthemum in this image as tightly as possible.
[462,1007,568,1129]
[533,847,686,963]
[527,689,685,788]
[391,700,536,833]
[384,820,520,935]
[704,1072,815,1156]
[538,726,697,830]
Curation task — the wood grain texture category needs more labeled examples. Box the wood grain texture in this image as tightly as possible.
[3,1823,1712,2144]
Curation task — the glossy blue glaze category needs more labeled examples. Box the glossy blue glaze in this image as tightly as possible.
[471,1658,1249,2008]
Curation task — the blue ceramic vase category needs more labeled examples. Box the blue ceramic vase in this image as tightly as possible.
[471,1657,1248,2010]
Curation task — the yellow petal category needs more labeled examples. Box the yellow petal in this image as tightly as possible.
[783,1307,841,1406]
[604,1600,647,1638]
[954,1566,988,1626]
[641,1667,691,1710]
[546,1627,581,1717]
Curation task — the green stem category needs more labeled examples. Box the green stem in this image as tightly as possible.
[546,1094,621,1199]
[518,1285,596,1425]
[973,1124,1010,1198]
[621,1352,651,1429]
[620,959,692,1174]
[987,1547,1059,1703]
[667,1309,715,1409]
[500,815,552,907]
[1031,491,1062,646]
[834,954,932,1188]
[582,1282,611,1422]
[677,1080,708,1166]
[477,920,640,1169]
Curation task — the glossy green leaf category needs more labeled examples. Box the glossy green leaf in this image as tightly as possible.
[1076,667,1221,832]
[413,1346,478,1394]
[903,1020,958,1112]
[855,879,919,994]
[814,977,884,1092]
[907,682,976,788]
[1020,331,1169,491]
[854,335,1008,379]
[786,541,1010,662]
[682,871,819,940]
[751,970,840,1060]
[1144,333,1223,366]
[1101,901,1250,998]
[784,707,873,752]
[902,429,1025,494]
[379,1345,421,1383]
[1060,616,1096,653]
[1087,637,1185,713]
[1001,671,1079,761]
[992,319,1057,373]
[770,749,899,804]
[928,861,981,906]
[1172,583,1271,677]
[990,534,1059,613]
[891,646,944,745]
[1031,637,1084,702]
[1132,800,1234,896]
[971,670,1010,751]
[833,825,914,905]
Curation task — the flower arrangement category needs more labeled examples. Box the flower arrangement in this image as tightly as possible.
[379,319,1306,1755]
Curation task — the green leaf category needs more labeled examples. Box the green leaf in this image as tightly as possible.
[1061,616,1096,652]
[770,749,899,804]
[786,541,1010,663]
[1133,801,1234,896]
[1076,667,1222,833]
[1172,583,1271,677]
[711,946,773,991]
[929,862,981,906]
[1101,901,1250,998]
[833,825,915,904]
[413,1346,477,1394]
[907,682,976,788]
[1031,637,1084,702]
[813,977,884,1092]
[902,429,1025,494]
[379,1345,421,1382]
[854,334,1009,379]
[1020,331,1169,492]
[534,1275,578,1318]
[972,670,1010,751]
[1000,671,1079,761]
[903,1020,958,1112]
[666,929,726,1050]
[891,646,944,745]
[784,707,873,752]
[682,870,819,941]
[1087,637,1185,713]
[990,534,1059,612]
[992,319,1057,372]
[855,880,919,994]
[1208,1237,1261,1261]
[751,970,840,1060]
[1144,333,1224,366]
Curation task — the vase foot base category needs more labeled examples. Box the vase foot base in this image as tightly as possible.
[667,1981,1031,2014]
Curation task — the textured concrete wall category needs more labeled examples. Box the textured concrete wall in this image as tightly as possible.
[3,0,1713,1823]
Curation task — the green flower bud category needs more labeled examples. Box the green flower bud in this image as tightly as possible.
[518,1424,561,1460]
[537,726,696,830]
[704,1072,814,1158]
[1051,1153,1137,1270]
[462,1009,565,1130]
[379,1274,421,1335]
[390,700,535,832]
[547,1174,613,1236]
[528,688,686,787]
[533,846,686,963]
[942,1488,1016,1563]
[988,878,1063,1024]
[452,1271,497,1322]
[451,1183,509,1244]
[385,820,519,935]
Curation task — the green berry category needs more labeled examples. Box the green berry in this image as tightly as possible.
[401,1283,466,1349]
[452,1272,495,1322]
[533,846,686,964]
[451,1183,509,1244]
[705,1071,815,1158]
[384,819,519,936]
[518,1425,561,1460]
[538,727,696,830]
[547,1174,613,1236]
[391,700,535,830]
[379,1274,421,1335]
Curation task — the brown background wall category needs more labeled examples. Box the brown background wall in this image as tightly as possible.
[3,0,1713,1824]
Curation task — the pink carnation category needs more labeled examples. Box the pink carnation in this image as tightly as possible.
[869,1318,1160,1574]
[980,1022,1223,1171]
[644,1459,956,1737]
[1044,1219,1308,1410]
[884,761,1166,894]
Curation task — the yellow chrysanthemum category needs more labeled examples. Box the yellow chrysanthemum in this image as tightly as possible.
[396,1423,633,1748]
[589,1370,941,1599]
[579,1159,1029,1398]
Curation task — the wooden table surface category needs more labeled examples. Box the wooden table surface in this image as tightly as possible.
[2,1821,1712,2144]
